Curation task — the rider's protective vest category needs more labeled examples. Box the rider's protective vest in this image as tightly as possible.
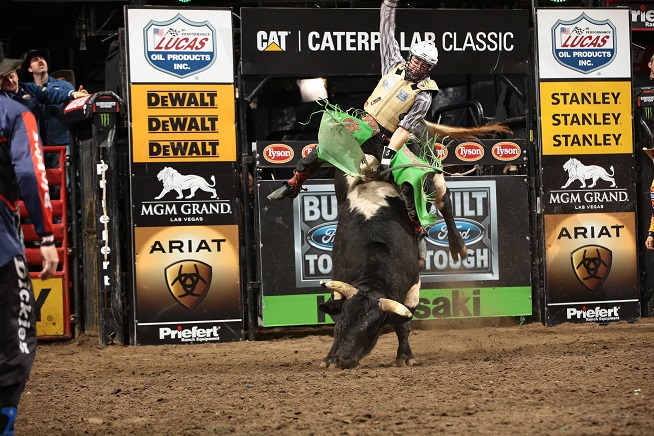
[363,64,438,133]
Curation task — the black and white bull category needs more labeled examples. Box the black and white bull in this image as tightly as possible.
[318,161,467,369]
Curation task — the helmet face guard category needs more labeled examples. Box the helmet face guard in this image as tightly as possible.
[405,41,439,82]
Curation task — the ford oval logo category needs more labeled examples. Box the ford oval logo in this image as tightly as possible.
[426,219,485,247]
[307,222,337,251]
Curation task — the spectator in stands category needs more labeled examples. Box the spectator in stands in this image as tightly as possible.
[0,46,58,436]
[1,65,87,112]
[20,49,86,167]
[634,53,654,88]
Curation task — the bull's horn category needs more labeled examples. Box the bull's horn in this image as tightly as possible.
[320,280,359,299]
[379,298,413,318]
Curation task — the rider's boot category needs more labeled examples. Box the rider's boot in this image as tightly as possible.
[267,170,313,201]
[408,213,426,265]
[378,146,397,181]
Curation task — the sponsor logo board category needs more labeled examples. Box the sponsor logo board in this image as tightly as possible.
[32,277,67,338]
[130,84,236,163]
[539,81,633,155]
[133,225,243,344]
[131,163,239,227]
[290,180,500,288]
[126,8,234,83]
[537,9,631,79]
[543,213,639,322]
[542,154,635,214]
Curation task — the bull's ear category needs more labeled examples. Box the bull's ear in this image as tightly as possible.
[319,298,344,316]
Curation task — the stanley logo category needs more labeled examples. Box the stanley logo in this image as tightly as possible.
[165,260,212,310]
[571,244,612,292]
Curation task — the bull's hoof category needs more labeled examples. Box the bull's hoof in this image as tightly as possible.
[394,357,417,367]
[319,361,330,369]
[448,235,468,262]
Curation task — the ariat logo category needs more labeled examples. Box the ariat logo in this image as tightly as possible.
[165,260,212,310]
[571,244,612,291]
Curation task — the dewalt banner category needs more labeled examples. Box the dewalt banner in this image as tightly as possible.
[130,84,236,163]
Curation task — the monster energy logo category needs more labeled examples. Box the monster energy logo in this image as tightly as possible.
[644,107,653,120]
[99,113,111,127]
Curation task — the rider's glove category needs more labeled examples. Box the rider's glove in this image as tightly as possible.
[378,146,397,181]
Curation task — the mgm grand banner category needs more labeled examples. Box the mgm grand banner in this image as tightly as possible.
[125,7,243,344]
[257,143,531,327]
[537,8,639,325]
[241,8,529,76]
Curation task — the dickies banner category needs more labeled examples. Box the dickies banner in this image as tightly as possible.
[125,7,243,344]
[241,8,529,76]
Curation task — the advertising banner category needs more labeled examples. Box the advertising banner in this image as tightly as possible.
[32,277,68,338]
[241,8,529,76]
[539,80,633,155]
[542,154,636,214]
[125,8,234,84]
[543,212,640,324]
[133,225,243,344]
[130,84,237,163]
[257,140,527,168]
[126,6,242,343]
[258,177,532,327]
[131,162,240,227]
[536,9,632,79]
[606,0,654,31]
[536,8,638,325]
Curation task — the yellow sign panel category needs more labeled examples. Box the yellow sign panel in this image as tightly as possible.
[130,84,237,162]
[540,81,633,155]
[32,277,66,337]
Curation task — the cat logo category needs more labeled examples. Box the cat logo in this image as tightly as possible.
[165,260,213,310]
[257,31,290,51]
[571,244,612,292]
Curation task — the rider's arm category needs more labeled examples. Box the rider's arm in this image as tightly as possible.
[380,0,404,75]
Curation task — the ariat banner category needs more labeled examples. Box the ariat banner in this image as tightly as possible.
[543,212,640,325]
[130,84,237,163]
[537,8,631,79]
[539,81,633,155]
[241,8,529,75]
[133,225,243,344]
[541,154,636,214]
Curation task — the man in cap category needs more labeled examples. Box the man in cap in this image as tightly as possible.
[0,45,59,436]
[21,49,87,168]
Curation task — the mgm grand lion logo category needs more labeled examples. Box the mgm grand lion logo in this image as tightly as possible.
[571,244,612,292]
[165,260,213,310]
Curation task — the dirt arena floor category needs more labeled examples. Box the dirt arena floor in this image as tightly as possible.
[17,317,654,435]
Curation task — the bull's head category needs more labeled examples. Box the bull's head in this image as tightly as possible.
[318,280,412,369]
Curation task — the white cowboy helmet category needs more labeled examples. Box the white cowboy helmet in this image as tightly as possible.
[410,41,439,68]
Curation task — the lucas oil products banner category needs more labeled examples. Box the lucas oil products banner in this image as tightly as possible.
[126,7,242,344]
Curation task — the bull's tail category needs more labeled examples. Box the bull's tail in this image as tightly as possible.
[608,166,615,177]
[424,120,512,141]
[209,175,216,187]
